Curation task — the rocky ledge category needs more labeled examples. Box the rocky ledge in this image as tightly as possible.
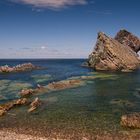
[0,98,27,116]
[19,79,83,97]
[87,29,140,72]
[0,63,39,73]
[0,97,42,116]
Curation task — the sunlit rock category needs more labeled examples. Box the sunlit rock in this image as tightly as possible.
[121,112,140,128]
[28,97,41,113]
[0,98,27,116]
[0,63,39,73]
[46,79,84,91]
[19,89,34,97]
[87,31,140,71]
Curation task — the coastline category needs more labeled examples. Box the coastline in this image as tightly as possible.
[0,130,47,140]
[1,127,140,140]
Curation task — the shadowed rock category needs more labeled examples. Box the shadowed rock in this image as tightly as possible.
[115,29,140,53]
[0,98,27,116]
[87,32,140,71]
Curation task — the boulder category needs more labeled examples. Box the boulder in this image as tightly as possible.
[121,112,140,128]
[28,97,41,113]
[115,29,140,53]
[87,32,140,71]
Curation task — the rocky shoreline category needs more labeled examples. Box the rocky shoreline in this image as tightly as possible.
[1,127,140,140]
[0,130,47,140]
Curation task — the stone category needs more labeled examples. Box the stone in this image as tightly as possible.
[28,97,41,113]
[87,32,140,71]
[121,112,140,128]
[0,98,27,116]
[0,110,6,116]
[115,29,140,53]
[19,89,34,97]
[0,63,38,73]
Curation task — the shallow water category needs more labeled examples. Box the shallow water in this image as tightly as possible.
[0,59,140,137]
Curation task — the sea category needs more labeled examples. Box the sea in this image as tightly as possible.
[0,59,140,138]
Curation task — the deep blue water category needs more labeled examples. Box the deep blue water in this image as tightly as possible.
[0,59,140,137]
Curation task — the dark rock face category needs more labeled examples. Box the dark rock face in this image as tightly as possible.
[121,112,140,128]
[115,29,140,53]
[87,31,140,71]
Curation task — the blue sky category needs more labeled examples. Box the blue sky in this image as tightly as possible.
[0,0,140,58]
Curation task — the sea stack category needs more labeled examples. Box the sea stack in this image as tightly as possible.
[87,30,140,72]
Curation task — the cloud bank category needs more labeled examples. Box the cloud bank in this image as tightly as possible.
[10,0,87,9]
[0,45,88,58]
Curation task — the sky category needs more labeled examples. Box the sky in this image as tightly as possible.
[0,0,140,58]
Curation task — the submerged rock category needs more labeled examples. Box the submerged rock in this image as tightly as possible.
[121,112,140,128]
[110,99,135,108]
[28,97,41,113]
[115,29,140,53]
[46,79,83,91]
[87,31,140,71]
[18,79,84,98]
[0,98,27,116]
[0,63,39,73]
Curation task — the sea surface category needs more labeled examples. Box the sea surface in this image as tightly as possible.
[0,59,140,138]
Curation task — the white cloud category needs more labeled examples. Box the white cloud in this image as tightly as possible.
[41,46,46,50]
[10,0,87,9]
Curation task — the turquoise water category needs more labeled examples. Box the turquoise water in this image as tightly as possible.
[0,59,140,137]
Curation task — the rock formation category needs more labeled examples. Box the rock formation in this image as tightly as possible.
[0,98,27,116]
[87,30,140,71]
[28,97,41,113]
[19,89,34,97]
[121,112,140,128]
[46,79,83,91]
[0,63,39,73]
[115,29,140,53]
[19,79,84,98]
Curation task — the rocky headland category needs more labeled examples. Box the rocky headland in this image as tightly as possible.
[0,63,39,73]
[86,29,140,72]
